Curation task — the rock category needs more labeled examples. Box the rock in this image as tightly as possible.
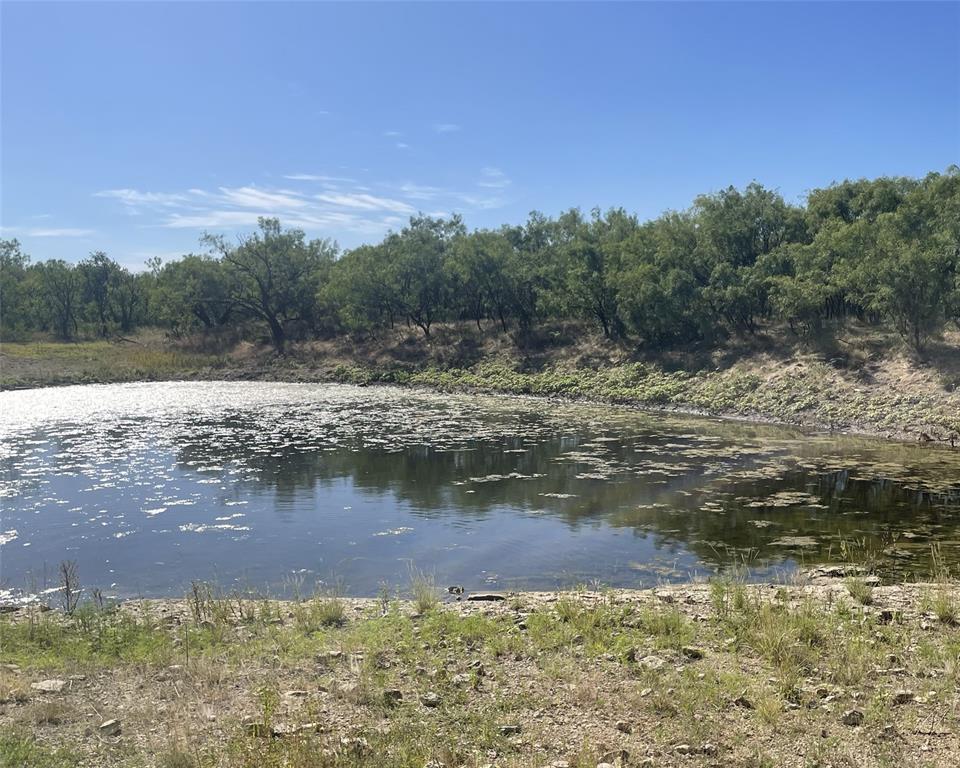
[99,719,121,737]
[466,592,506,602]
[446,585,464,595]
[701,743,718,756]
[892,690,915,705]
[675,744,693,755]
[339,736,371,756]
[615,720,632,734]
[31,679,66,694]
[638,655,666,672]
[599,748,629,766]
[841,709,864,726]
[284,690,308,698]
[420,691,441,708]
[596,764,615,768]
[383,689,403,706]
[499,724,521,736]
[681,645,705,660]
[806,564,866,579]
[0,605,20,614]
[1,663,20,673]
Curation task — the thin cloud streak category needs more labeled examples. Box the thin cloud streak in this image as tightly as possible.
[1,225,96,238]
[94,169,512,242]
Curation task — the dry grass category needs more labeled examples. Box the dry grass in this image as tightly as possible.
[2,581,959,767]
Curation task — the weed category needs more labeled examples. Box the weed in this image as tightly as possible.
[845,577,874,606]
[409,567,439,614]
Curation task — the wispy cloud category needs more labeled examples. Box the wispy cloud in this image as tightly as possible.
[398,182,444,200]
[433,123,461,133]
[314,193,415,214]
[383,130,401,137]
[30,227,96,238]
[94,168,512,243]
[94,189,193,210]
[283,173,357,183]
[478,167,511,189]
[218,186,309,211]
[395,142,410,150]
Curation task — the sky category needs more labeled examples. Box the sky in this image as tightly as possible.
[2,1,958,269]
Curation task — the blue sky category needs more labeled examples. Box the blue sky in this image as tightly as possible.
[2,1,958,269]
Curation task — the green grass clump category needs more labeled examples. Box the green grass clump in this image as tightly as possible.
[845,576,875,605]
[0,732,76,768]
[0,605,173,668]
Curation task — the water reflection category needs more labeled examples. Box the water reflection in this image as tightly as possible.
[1,382,958,597]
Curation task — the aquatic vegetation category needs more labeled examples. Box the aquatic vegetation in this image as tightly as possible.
[1,383,959,600]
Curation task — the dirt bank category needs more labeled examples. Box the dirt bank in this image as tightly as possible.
[2,577,959,767]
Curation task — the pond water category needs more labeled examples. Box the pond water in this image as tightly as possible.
[1,382,959,600]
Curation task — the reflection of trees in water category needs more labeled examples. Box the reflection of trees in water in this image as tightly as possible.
[173,421,738,520]
[169,415,960,575]
[606,468,960,572]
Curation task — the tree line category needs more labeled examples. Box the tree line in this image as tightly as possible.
[2,168,958,353]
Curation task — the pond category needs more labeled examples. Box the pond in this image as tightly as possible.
[1,382,959,600]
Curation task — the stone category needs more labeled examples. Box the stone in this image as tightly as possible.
[638,655,666,672]
[420,691,441,708]
[892,690,915,705]
[99,719,121,737]
[675,744,692,755]
[681,645,705,660]
[383,689,403,706]
[466,592,506,602]
[337,681,361,700]
[841,709,864,726]
[499,724,521,736]
[340,736,371,756]
[284,690,308,698]
[446,585,464,595]
[598,748,629,766]
[31,679,66,694]
[615,720,632,734]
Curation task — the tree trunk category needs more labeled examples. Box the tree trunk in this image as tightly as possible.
[267,315,286,354]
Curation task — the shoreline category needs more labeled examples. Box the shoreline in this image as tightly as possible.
[3,578,958,767]
[3,364,958,449]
